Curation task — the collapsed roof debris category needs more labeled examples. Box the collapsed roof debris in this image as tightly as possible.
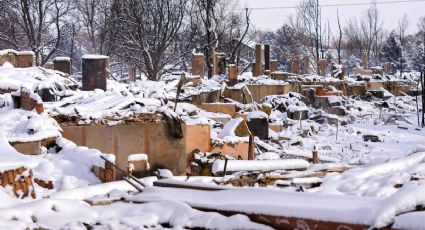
[0,45,425,229]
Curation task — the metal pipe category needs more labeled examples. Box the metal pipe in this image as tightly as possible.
[100,155,147,188]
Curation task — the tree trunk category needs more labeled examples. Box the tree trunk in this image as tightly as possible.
[315,0,320,74]
[400,33,403,78]
[206,0,213,78]
[421,72,425,127]
[337,9,342,64]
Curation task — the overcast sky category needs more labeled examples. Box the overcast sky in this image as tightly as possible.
[238,0,425,34]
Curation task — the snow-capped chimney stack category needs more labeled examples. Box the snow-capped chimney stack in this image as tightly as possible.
[53,57,72,75]
[363,52,369,70]
[43,62,53,69]
[312,146,319,164]
[264,44,271,71]
[0,50,35,67]
[253,43,263,77]
[128,66,137,82]
[318,59,327,77]
[383,62,394,75]
[215,52,226,75]
[191,53,205,78]
[270,59,278,72]
[16,51,35,68]
[291,57,300,75]
[82,55,109,91]
[302,56,309,74]
[211,48,217,76]
[228,64,238,86]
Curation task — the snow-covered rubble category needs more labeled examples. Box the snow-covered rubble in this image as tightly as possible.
[0,198,271,229]
[0,64,76,93]
[2,58,425,228]
[0,109,61,142]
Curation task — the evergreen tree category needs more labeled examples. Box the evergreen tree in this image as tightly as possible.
[381,31,401,64]
[381,31,408,71]
[412,33,425,71]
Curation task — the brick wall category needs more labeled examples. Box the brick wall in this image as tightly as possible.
[191,53,205,77]
[19,89,44,114]
[0,167,36,198]
[0,50,35,67]
[92,161,116,183]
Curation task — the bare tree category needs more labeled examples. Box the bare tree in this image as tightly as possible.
[320,20,331,59]
[343,19,363,59]
[73,0,112,54]
[341,2,382,69]
[296,0,321,74]
[193,0,236,77]
[336,9,342,64]
[397,14,409,77]
[0,0,71,65]
[111,0,187,81]
[196,0,216,77]
[226,8,253,65]
[264,24,304,70]
[361,1,380,65]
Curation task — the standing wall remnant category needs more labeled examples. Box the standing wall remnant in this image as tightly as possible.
[270,59,278,72]
[53,57,72,75]
[302,56,309,74]
[59,121,211,176]
[363,52,369,70]
[128,66,137,82]
[0,50,35,67]
[228,64,238,86]
[12,88,44,114]
[215,52,226,75]
[82,55,109,91]
[211,48,217,76]
[291,57,300,74]
[383,62,396,75]
[191,53,205,77]
[43,62,54,69]
[318,59,327,77]
[264,44,271,71]
[247,113,269,140]
[16,51,35,67]
[253,44,263,76]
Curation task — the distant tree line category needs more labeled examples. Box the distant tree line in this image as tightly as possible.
[0,0,424,80]
[0,0,255,80]
[259,0,425,76]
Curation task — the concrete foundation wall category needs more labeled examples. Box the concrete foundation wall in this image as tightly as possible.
[196,103,236,117]
[210,142,249,160]
[192,90,221,104]
[60,122,211,176]
[10,138,56,155]
[224,84,293,103]
[366,81,384,90]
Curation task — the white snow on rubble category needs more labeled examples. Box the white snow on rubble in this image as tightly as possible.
[0,109,61,142]
[0,64,76,92]
[2,60,425,229]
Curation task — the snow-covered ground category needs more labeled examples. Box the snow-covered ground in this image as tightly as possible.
[1,62,425,229]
